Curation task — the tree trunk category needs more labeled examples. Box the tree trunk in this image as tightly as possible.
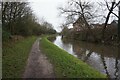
[101,2,115,42]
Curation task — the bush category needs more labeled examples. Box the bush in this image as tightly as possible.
[2,30,11,41]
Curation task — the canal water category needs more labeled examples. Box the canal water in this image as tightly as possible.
[51,35,120,79]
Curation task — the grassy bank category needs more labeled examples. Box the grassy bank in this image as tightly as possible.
[3,36,37,78]
[40,36,107,78]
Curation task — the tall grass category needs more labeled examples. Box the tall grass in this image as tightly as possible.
[3,36,37,78]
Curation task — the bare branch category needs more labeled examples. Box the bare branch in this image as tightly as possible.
[105,0,110,10]
[114,1,120,8]
[111,12,119,18]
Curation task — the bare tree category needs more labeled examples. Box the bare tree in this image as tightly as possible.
[59,0,98,41]
[101,0,120,41]
[2,1,32,34]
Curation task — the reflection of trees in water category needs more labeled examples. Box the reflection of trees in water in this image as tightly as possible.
[72,45,86,60]
[115,58,119,80]
[62,37,73,44]
[61,36,120,79]
[101,55,110,78]
[114,47,120,80]
[72,39,119,58]
[100,47,120,79]
[83,50,93,62]
[71,39,120,79]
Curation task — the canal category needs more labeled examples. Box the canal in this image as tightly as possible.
[51,35,120,79]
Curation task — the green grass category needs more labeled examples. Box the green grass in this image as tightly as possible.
[40,36,107,78]
[3,36,37,78]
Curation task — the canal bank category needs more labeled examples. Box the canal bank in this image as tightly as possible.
[52,35,120,79]
[40,36,106,78]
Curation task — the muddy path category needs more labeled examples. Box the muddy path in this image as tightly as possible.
[23,38,55,78]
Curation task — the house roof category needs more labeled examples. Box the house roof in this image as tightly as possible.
[111,20,118,24]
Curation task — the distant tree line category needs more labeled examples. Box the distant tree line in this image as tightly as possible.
[2,2,56,41]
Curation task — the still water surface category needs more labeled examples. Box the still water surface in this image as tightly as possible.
[51,36,120,79]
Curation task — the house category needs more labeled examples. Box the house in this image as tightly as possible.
[73,17,86,31]
[90,24,103,29]
[111,20,118,27]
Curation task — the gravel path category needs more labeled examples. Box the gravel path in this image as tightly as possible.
[23,38,55,78]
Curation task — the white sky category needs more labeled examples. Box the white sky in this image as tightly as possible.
[28,0,119,32]
[29,0,69,32]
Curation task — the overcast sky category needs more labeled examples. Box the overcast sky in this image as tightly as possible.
[28,0,119,32]
[29,0,69,32]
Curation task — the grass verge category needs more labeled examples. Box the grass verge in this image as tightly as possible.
[40,36,107,78]
[3,36,37,78]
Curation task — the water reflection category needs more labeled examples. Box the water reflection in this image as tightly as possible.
[53,36,77,57]
[51,36,120,79]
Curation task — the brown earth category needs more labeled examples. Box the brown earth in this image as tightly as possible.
[23,38,55,78]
